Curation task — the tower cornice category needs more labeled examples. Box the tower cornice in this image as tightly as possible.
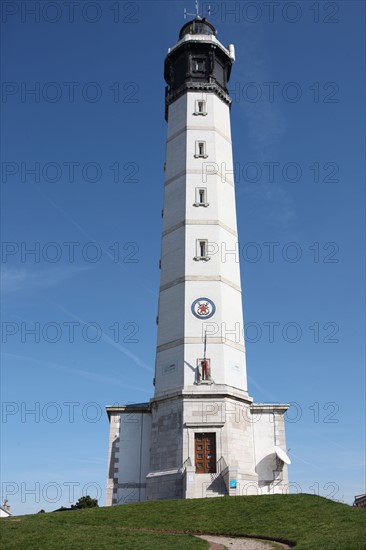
[150,387,253,407]
[165,81,232,120]
[168,32,231,59]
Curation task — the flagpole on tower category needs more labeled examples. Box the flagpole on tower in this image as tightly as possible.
[203,329,209,379]
[203,329,207,361]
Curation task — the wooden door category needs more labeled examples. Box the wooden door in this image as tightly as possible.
[195,433,216,473]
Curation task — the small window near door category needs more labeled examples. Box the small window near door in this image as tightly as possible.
[197,358,211,382]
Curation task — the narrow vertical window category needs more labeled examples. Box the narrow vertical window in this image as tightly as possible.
[198,359,211,381]
[194,239,210,261]
[193,58,206,72]
[194,99,207,115]
[195,141,207,158]
[194,187,208,206]
[196,359,211,383]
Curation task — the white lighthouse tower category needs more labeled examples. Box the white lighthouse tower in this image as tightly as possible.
[106,13,290,505]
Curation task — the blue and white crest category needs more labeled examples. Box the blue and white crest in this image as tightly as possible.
[191,297,216,319]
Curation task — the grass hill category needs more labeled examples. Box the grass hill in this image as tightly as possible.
[1,494,365,549]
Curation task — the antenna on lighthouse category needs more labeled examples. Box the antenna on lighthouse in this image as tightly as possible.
[195,0,199,17]
[184,0,203,20]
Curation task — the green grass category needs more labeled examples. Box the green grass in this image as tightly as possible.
[1,494,365,549]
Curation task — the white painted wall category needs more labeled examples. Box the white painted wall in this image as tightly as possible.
[252,408,289,494]
[107,410,151,505]
[155,91,248,399]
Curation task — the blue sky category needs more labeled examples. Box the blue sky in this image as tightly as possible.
[1,0,365,514]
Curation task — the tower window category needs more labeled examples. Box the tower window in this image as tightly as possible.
[195,141,208,158]
[193,58,206,72]
[194,187,209,207]
[194,239,210,261]
[196,359,211,383]
[194,99,207,116]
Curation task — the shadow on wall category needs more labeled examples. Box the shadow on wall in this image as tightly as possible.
[255,452,278,483]
[109,435,120,502]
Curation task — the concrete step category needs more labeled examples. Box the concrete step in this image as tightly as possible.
[205,491,226,498]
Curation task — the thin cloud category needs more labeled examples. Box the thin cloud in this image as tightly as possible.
[1,266,89,294]
[247,374,280,401]
[232,26,288,160]
[231,29,296,228]
[2,352,151,392]
[50,301,153,373]
[30,183,158,298]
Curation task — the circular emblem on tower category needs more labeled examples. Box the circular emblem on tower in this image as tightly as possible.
[191,298,216,319]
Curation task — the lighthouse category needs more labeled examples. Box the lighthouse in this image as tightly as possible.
[106,13,290,505]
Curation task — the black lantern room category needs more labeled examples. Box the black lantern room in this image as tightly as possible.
[164,18,234,120]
